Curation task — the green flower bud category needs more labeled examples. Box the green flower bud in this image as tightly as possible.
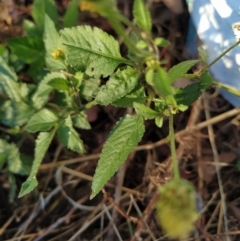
[156,179,199,239]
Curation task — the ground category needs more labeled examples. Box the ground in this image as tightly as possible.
[1,1,240,240]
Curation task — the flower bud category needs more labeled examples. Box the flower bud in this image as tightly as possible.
[156,179,199,239]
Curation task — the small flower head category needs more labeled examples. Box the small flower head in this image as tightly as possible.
[232,22,240,41]
[156,179,199,239]
[51,48,65,60]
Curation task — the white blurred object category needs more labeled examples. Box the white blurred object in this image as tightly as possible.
[186,0,240,107]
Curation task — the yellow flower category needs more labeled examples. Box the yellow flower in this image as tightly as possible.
[52,48,65,60]
[156,179,199,239]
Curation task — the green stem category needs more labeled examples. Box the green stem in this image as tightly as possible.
[84,100,98,109]
[169,113,180,180]
[106,13,144,57]
[183,74,199,79]
[207,39,240,69]
[212,81,240,96]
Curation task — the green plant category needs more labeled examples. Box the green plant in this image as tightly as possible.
[1,0,240,238]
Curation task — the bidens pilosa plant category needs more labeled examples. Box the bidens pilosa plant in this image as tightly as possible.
[1,0,240,239]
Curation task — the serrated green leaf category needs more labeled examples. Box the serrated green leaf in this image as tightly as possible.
[32,0,58,31]
[72,71,83,88]
[63,0,79,28]
[20,153,32,174]
[57,115,86,153]
[7,143,27,175]
[2,100,34,127]
[155,115,163,128]
[153,68,173,96]
[127,31,145,63]
[8,173,17,202]
[48,78,69,91]
[73,112,91,130]
[112,85,146,107]
[19,129,57,197]
[80,78,100,101]
[91,114,145,199]
[198,46,208,63]
[19,178,38,198]
[175,83,201,106]
[133,102,158,120]
[0,139,27,175]
[7,36,44,64]
[199,70,213,91]
[32,72,65,109]
[44,15,66,70]
[168,60,200,84]
[61,25,129,77]
[0,57,22,102]
[133,0,152,33]
[95,66,139,105]
[26,109,58,133]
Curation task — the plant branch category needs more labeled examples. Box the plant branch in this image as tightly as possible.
[207,39,240,69]
[169,113,180,179]
[212,81,240,96]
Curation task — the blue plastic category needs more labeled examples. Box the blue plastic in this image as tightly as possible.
[186,0,240,106]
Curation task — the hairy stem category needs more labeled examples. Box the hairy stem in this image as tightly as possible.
[169,113,180,179]
[207,39,240,68]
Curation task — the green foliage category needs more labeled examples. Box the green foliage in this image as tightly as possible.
[48,78,69,91]
[26,108,58,133]
[0,2,238,230]
[95,66,139,105]
[175,83,201,106]
[133,0,152,33]
[112,85,146,107]
[153,67,173,96]
[31,72,64,109]
[57,115,86,153]
[19,129,57,197]
[0,139,28,175]
[168,60,200,84]
[32,0,58,31]
[91,115,145,199]
[7,36,44,64]
[44,15,65,70]
[154,37,170,47]
[80,77,100,101]
[2,100,34,127]
[73,112,91,130]
[133,102,158,120]
[199,70,213,91]
[60,26,130,77]
[63,0,80,28]
[198,46,209,63]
